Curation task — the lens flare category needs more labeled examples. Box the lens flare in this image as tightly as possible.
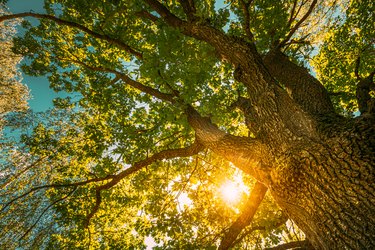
[219,181,241,204]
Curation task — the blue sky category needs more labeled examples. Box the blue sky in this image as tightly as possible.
[7,0,68,112]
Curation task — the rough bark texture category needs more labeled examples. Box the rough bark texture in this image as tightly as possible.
[269,116,375,249]
[263,49,335,116]
[183,27,375,248]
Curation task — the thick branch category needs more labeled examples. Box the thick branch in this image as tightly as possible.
[263,49,335,116]
[144,0,257,65]
[186,106,269,180]
[219,182,268,250]
[239,0,254,41]
[144,0,184,27]
[0,12,143,59]
[265,240,312,250]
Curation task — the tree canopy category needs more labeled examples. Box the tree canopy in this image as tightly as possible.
[0,8,29,131]
[0,0,374,249]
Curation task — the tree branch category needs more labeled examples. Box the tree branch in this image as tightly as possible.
[84,189,102,228]
[143,0,255,65]
[117,73,177,103]
[0,155,49,190]
[354,56,361,80]
[97,141,204,190]
[135,10,159,22]
[263,49,335,116]
[0,175,115,213]
[279,0,317,48]
[219,182,268,250]
[232,213,288,246]
[144,0,184,27]
[287,0,299,27]
[19,187,77,240]
[178,0,197,21]
[67,59,177,103]
[81,142,204,227]
[239,0,254,41]
[0,12,143,59]
[265,240,312,250]
[186,106,269,180]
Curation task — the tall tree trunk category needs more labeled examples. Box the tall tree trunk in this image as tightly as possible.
[187,44,375,248]
[267,116,375,249]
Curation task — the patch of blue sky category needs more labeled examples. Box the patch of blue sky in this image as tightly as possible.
[7,0,71,112]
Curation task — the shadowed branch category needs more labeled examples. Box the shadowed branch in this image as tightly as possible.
[263,49,335,116]
[0,12,143,59]
[218,182,268,249]
[265,240,313,250]
[239,0,254,41]
[144,0,184,27]
[67,59,177,103]
[232,213,288,246]
[178,0,197,21]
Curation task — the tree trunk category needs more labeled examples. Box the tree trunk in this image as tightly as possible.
[189,46,374,248]
[188,47,375,248]
[267,116,375,249]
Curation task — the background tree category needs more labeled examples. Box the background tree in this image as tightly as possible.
[0,0,374,249]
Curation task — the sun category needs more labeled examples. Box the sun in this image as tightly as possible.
[219,181,241,204]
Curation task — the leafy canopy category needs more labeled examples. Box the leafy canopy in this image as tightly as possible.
[0,0,373,249]
[0,8,29,131]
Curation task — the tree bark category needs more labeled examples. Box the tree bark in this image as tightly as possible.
[183,31,375,249]
[267,116,375,249]
[263,49,335,116]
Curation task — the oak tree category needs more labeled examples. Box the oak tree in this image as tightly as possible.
[0,0,374,249]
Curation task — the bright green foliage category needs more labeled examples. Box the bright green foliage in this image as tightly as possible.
[312,0,374,114]
[0,8,29,131]
[0,0,372,249]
